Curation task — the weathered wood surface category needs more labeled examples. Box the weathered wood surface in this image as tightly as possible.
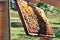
[14,0,55,37]
[0,0,10,40]
[0,3,4,40]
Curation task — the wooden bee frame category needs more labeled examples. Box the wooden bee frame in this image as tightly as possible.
[14,0,55,37]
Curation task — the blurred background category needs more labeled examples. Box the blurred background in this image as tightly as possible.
[10,0,60,40]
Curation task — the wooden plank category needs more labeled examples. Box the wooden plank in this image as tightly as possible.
[0,2,4,40]
[0,0,10,40]
[3,0,10,40]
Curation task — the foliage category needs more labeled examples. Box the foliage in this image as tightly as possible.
[11,22,22,27]
[10,0,17,10]
[36,2,60,14]
[10,0,60,14]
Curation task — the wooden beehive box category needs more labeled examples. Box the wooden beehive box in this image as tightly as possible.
[0,0,10,40]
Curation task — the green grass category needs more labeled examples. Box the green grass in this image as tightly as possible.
[11,22,60,40]
[10,9,20,18]
[11,27,39,40]
[49,20,60,27]
[11,26,60,40]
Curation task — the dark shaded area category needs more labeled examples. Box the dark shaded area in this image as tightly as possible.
[10,0,17,11]
[11,7,17,11]
[50,22,60,25]
[52,27,60,38]
[10,3,17,11]
[11,22,23,27]
[52,27,59,29]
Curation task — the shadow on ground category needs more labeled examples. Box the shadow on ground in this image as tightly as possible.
[11,22,23,27]
[52,27,60,38]
[50,23,60,25]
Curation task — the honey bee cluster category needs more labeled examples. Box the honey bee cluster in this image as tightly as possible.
[24,14,40,30]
